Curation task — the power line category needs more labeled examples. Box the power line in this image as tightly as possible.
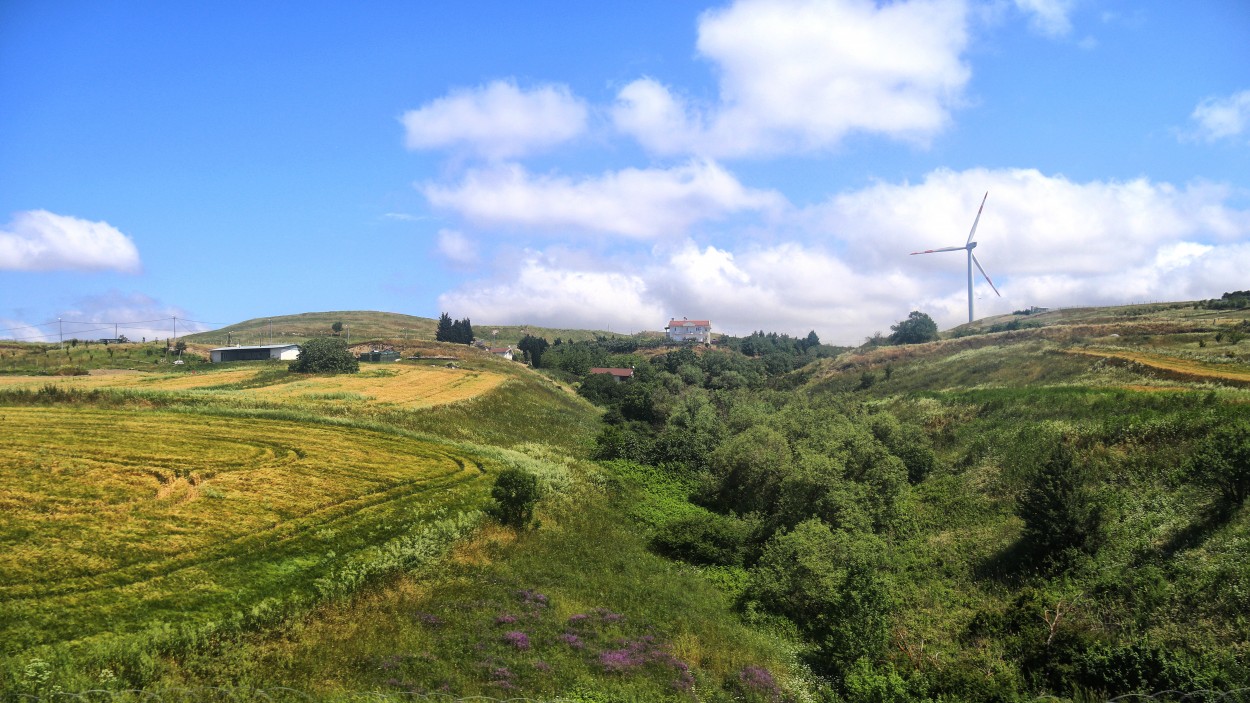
[1,316,230,338]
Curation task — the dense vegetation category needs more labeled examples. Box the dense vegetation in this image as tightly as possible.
[569,318,1250,701]
[289,336,360,373]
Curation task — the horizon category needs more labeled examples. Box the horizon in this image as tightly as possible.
[2,1,1248,346]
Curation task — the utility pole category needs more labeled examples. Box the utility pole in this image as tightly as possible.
[58,318,63,349]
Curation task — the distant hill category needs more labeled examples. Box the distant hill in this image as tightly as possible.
[945,299,1248,337]
[181,310,634,347]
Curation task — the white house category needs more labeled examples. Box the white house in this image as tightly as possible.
[488,347,513,360]
[209,344,301,363]
[665,318,712,344]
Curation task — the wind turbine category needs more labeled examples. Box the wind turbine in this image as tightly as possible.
[910,191,1001,324]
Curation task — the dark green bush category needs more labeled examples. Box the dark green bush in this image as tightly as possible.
[488,468,541,530]
[1186,421,1250,507]
[288,337,359,374]
[651,510,755,566]
[1016,439,1105,569]
[746,519,890,674]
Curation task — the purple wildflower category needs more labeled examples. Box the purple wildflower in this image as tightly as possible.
[415,612,444,626]
[567,613,589,624]
[495,614,517,624]
[559,632,584,649]
[599,648,640,672]
[517,589,549,606]
[503,630,531,650]
[595,607,626,622]
[737,665,783,701]
[533,660,552,673]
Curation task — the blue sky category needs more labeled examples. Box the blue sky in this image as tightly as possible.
[2,0,1247,345]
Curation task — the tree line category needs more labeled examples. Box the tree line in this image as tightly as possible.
[435,313,474,344]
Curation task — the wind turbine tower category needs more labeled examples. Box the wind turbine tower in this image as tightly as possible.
[910,192,1001,324]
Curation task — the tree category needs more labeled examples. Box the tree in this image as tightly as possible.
[517,334,550,367]
[489,468,541,530]
[1187,421,1250,507]
[1017,439,1104,568]
[174,340,187,355]
[435,313,454,342]
[746,519,890,674]
[445,317,474,345]
[289,337,359,374]
[888,311,939,345]
[331,321,344,336]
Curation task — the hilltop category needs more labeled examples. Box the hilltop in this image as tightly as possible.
[182,310,630,348]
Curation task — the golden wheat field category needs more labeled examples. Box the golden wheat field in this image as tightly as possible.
[0,406,491,651]
[0,363,508,408]
[259,365,507,406]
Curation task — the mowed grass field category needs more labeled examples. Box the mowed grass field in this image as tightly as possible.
[0,363,508,409]
[0,357,531,662]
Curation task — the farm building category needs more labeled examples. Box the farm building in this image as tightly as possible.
[210,344,301,363]
[488,347,513,360]
[588,367,634,382]
[359,349,401,362]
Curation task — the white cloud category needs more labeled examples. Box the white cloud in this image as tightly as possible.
[437,253,665,332]
[1013,0,1075,38]
[1,291,205,343]
[435,229,478,265]
[435,242,924,345]
[0,210,141,273]
[808,168,1250,328]
[437,168,1250,343]
[401,80,589,159]
[420,160,786,239]
[1188,90,1250,143]
[613,0,972,157]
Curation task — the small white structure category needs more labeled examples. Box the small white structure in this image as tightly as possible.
[488,347,513,360]
[665,318,712,344]
[210,344,301,363]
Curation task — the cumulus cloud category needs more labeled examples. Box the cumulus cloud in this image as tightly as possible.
[435,229,478,265]
[437,167,1250,342]
[1013,0,1075,37]
[437,253,665,332]
[401,80,589,159]
[612,0,972,156]
[1188,90,1250,143]
[420,160,786,239]
[0,210,141,273]
[435,242,924,345]
[808,168,1250,327]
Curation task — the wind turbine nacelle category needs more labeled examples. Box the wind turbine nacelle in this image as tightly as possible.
[967,241,977,250]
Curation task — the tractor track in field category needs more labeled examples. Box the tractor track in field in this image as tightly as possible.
[1067,348,1250,388]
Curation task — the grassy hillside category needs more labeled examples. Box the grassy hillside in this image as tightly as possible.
[1,342,803,699]
[8,299,1248,700]
[570,301,1250,701]
[180,310,635,347]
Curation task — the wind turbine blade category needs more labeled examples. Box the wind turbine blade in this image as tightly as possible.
[910,246,966,255]
[972,253,1001,297]
[966,191,989,245]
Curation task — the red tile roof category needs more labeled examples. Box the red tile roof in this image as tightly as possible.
[588,367,634,377]
[667,319,711,327]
